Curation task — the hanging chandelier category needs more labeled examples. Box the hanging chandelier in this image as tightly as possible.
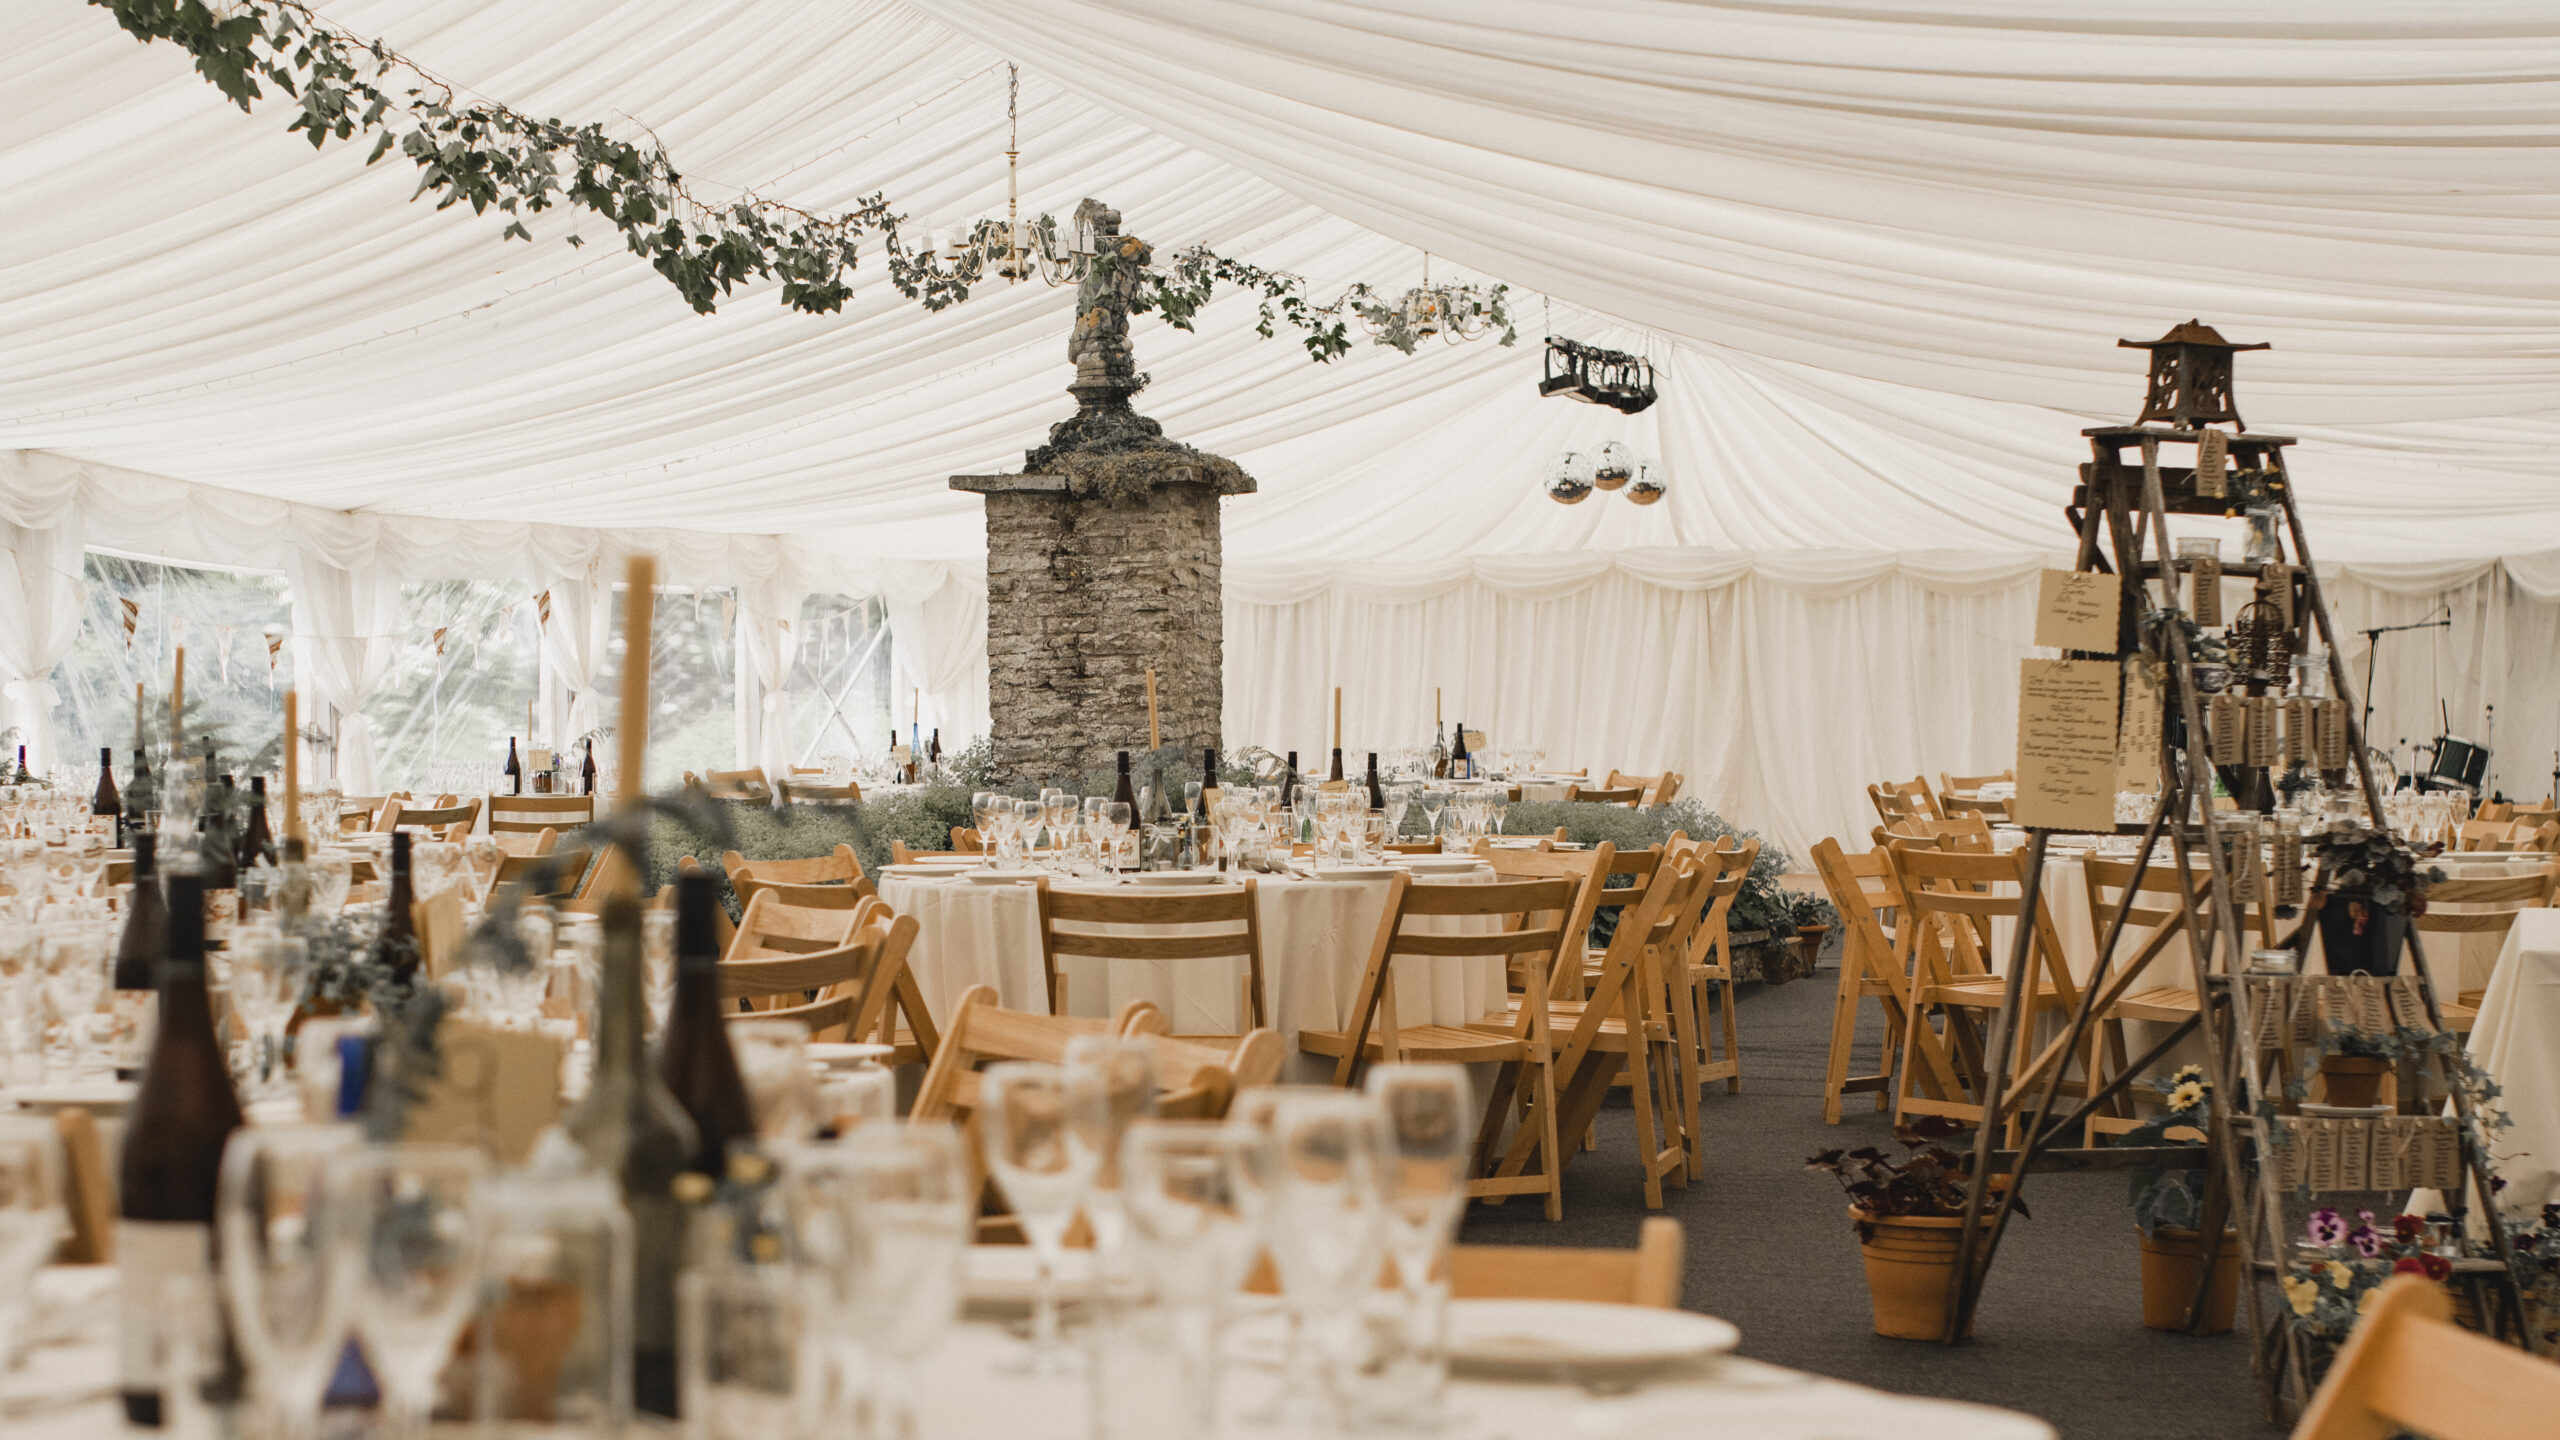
[1546,441,1664,506]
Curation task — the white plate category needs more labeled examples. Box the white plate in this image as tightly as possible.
[808,1042,896,1068]
[960,1246,1115,1307]
[3,1080,135,1112]
[1445,1299,1738,1378]
[963,868,1047,884]
[1308,865,1396,881]
[1124,871,1230,886]
[1395,855,1488,874]
[880,863,967,880]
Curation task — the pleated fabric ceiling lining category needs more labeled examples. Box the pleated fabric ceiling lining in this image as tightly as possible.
[1,0,2556,571]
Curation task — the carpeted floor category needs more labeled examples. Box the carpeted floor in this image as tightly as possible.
[1457,956,2284,1440]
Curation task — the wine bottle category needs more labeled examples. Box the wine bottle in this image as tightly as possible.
[94,746,123,847]
[116,871,244,1426]
[373,832,421,989]
[1451,722,1472,781]
[234,776,276,873]
[1327,747,1346,783]
[197,779,238,896]
[1279,751,1298,811]
[581,737,598,795]
[1432,723,1450,780]
[113,832,167,993]
[1113,750,1138,811]
[658,870,756,1176]
[1366,753,1386,812]
[566,889,700,1419]
[13,744,31,784]
[1199,747,1220,818]
[503,736,524,795]
[929,728,942,766]
[129,747,157,832]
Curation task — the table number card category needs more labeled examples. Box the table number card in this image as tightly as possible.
[2338,1113,2372,1184]
[2014,658,2121,833]
[2191,554,2223,626]
[2034,568,2121,653]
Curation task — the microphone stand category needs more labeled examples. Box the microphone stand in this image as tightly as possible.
[2357,612,2454,745]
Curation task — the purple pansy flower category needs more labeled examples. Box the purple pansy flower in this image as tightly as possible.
[2308,1208,2347,1246]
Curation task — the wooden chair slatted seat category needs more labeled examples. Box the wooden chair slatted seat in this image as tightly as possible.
[1812,839,1915,1126]
[2289,1275,2560,1440]
[1472,840,1616,1002]
[2412,863,2557,1033]
[1885,844,2085,1138]
[1299,874,1579,1219]
[387,797,479,843]
[1868,775,1942,826]
[488,793,595,835]
[1567,783,1643,807]
[718,912,919,1046]
[695,767,772,802]
[1033,876,1270,1033]
[1449,1217,1684,1309]
[1476,852,1711,1211]
[722,844,863,888]
[732,874,879,917]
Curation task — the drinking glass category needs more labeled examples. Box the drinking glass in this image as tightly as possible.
[337,1144,488,1440]
[1118,1120,1261,1434]
[1064,1036,1157,1256]
[678,1266,809,1440]
[1360,1065,1473,1424]
[0,1120,64,1369]
[1418,790,1449,851]
[641,909,678,1037]
[308,852,354,916]
[219,1124,357,1440]
[231,934,308,1101]
[978,1062,1096,1371]
[37,925,108,1077]
[794,1126,970,1440]
[971,791,997,845]
[0,922,39,1081]
[1265,1092,1390,1432]
[730,1017,817,1144]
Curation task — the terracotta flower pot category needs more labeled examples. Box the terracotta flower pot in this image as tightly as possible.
[2320,1055,2390,1108]
[1852,1207,1981,1340]
[2138,1226,2240,1333]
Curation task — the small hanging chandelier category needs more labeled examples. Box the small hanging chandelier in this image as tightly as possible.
[1546,445,1662,506]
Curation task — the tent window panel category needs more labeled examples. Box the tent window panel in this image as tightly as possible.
[363,581,542,796]
[54,552,293,777]
[784,595,892,771]
[600,586,737,793]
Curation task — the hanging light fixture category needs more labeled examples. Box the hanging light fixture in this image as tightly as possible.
[1544,451,1595,505]
[1592,441,1635,491]
[1625,461,1666,506]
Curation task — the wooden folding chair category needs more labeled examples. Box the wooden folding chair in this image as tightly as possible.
[889,841,979,864]
[775,779,862,805]
[1449,1217,1684,1308]
[386,797,479,843]
[726,889,864,963]
[495,839,588,903]
[698,767,772,802]
[1812,839,1914,1125]
[947,827,986,852]
[1868,775,1942,825]
[1675,836,1759,1097]
[2414,864,2557,1033]
[1939,770,2014,799]
[1601,769,1678,807]
[732,874,879,917]
[719,910,919,1044]
[1568,782,1643,807]
[671,856,735,955]
[487,793,594,837]
[562,842,639,914]
[1473,840,1614,1000]
[2291,1275,2559,1440]
[1034,877,1268,1033]
[722,844,862,887]
[1879,814,1995,852]
[2074,855,2270,1140]
[2456,818,2512,853]
[1298,874,1578,1219]
[1886,845,2085,1137]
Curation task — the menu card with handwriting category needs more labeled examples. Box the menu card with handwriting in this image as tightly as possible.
[2014,658,2121,833]
[2033,568,2120,653]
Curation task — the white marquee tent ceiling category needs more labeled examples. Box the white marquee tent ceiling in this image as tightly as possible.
[2,0,2557,571]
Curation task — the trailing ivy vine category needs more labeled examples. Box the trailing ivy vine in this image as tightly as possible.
[94,0,1512,359]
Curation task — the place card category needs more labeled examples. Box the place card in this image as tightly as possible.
[2192,555,2223,626]
[2194,428,2228,498]
[2316,700,2351,769]
[2014,658,2120,833]
[2245,696,2281,767]
[2338,1113,2372,1185]
[2305,1117,2341,1190]
[2116,657,2163,792]
[2033,568,2120,653]
[2283,698,2315,767]
[2272,831,2306,905]
[402,1018,565,1165]
[2207,693,2244,764]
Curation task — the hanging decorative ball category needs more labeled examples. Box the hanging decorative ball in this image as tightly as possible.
[1625,462,1666,506]
[1592,440,1635,491]
[1545,450,1594,505]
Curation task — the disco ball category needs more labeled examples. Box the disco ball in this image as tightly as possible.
[1625,462,1666,506]
[1592,440,1635,490]
[1545,450,1594,504]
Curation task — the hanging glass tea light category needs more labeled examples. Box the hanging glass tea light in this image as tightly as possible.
[1625,461,1666,506]
[1592,441,1635,491]
[1545,450,1595,504]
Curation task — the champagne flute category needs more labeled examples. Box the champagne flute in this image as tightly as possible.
[337,1144,487,1440]
[219,1125,357,1440]
[978,1062,1095,1372]
[1063,1036,1157,1255]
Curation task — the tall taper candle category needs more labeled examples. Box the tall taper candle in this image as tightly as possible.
[171,648,185,747]
[133,682,144,749]
[282,691,300,842]
[1145,668,1160,751]
[1333,686,1342,749]
[616,555,656,811]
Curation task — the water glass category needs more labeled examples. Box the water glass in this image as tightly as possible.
[1113,1120,1261,1435]
[37,925,108,1077]
[475,1171,632,1437]
[218,1124,357,1440]
[337,1144,488,1440]
[230,933,308,1101]
[678,1266,810,1440]
[785,1126,969,1440]
[1357,1065,1473,1425]
[1266,1092,1391,1430]
[731,1018,817,1143]
[979,1062,1095,1371]
[0,1120,65,1368]
[1064,1036,1157,1255]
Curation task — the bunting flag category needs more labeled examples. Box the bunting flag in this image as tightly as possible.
[118,595,139,647]
[265,632,283,670]
[433,626,449,656]
[536,590,551,628]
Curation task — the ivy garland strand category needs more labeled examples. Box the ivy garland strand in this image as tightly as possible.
[94,0,1513,359]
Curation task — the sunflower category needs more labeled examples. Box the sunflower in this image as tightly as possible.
[2166,1080,2208,1114]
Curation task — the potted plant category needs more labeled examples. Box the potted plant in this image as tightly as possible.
[2316,1030,2395,1108]
[2307,820,2441,977]
[1784,891,1833,975]
[1808,1115,2019,1339]
[2125,1066,2240,1332]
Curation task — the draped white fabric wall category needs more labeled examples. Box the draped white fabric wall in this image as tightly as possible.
[0,519,87,770]
[887,577,993,753]
[1225,559,2560,863]
[285,556,403,796]
[737,576,813,781]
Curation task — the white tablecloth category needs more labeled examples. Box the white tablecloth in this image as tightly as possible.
[2450,910,2560,1221]
[879,870,1506,1046]
[2,1268,2053,1440]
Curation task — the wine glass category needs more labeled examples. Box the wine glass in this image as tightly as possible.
[230,933,308,1102]
[37,925,108,1077]
[822,1126,971,1439]
[0,1120,65,1370]
[1104,802,1134,871]
[336,1144,487,1440]
[219,1124,358,1440]
[1265,1092,1390,1432]
[730,1017,816,1144]
[978,1062,1095,1372]
[1063,1035,1157,1255]
[1119,1119,1262,1434]
[640,909,677,1037]
[1363,1065,1474,1422]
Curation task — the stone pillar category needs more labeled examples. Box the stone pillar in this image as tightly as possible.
[953,200,1255,780]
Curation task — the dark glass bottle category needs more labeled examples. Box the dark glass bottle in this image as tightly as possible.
[1432,723,1451,780]
[929,728,942,766]
[1366,753,1386,811]
[94,747,122,846]
[116,872,244,1425]
[1112,750,1138,811]
[503,736,523,795]
[1327,746,1346,783]
[373,832,420,989]
[566,889,699,1418]
[1279,751,1298,811]
[12,745,31,784]
[1451,722,1472,781]
[197,779,238,894]
[235,776,276,872]
[1199,747,1220,818]
[128,748,157,832]
[113,832,167,992]
[581,738,598,795]
[657,870,755,1176]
